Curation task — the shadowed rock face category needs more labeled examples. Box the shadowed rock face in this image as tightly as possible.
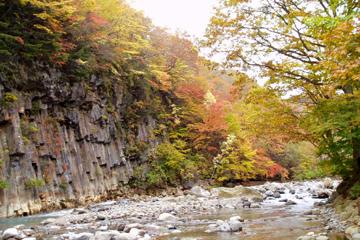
[0,63,164,217]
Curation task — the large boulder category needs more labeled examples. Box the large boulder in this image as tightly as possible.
[158,213,178,222]
[2,228,23,240]
[206,216,243,233]
[190,186,210,198]
[211,185,263,200]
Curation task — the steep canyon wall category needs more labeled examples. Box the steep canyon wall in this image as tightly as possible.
[0,63,163,217]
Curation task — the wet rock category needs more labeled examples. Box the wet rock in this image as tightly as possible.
[273,192,281,198]
[94,230,136,240]
[242,201,251,208]
[285,200,297,205]
[265,191,274,197]
[96,215,106,221]
[190,186,210,198]
[70,233,94,240]
[21,229,34,237]
[72,208,89,215]
[314,201,326,207]
[316,191,330,199]
[158,213,178,222]
[345,226,359,236]
[276,188,285,194]
[207,216,243,233]
[211,186,263,200]
[250,203,260,208]
[323,178,333,189]
[352,233,360,240]
[290,189,296,194]
[124,223,144,232]
[41,218,57,225]
[1,228,22,240]
[316,236,329,240]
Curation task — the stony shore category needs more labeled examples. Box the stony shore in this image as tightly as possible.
[1,179,359,240]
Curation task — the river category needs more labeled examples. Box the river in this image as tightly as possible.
[0,179,345,240]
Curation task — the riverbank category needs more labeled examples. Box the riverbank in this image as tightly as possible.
[1,179,357,240]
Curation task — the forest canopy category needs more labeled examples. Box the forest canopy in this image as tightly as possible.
[0,0,358,189]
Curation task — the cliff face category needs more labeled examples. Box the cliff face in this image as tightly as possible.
[0,62,163,217]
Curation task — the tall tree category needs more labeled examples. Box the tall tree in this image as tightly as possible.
[204,0,360,179]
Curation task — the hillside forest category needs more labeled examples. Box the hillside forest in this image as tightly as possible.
[0,0,359,196]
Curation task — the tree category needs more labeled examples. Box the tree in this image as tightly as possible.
[213,134,256,183]
[204,0,360,179]
[0,0,75,64]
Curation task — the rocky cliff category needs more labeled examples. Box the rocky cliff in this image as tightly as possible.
[0,62,165,217]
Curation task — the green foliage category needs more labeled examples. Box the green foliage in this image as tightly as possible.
[283,142,331,180]
[0,1,75,64]
[31,100,42,114]
[24,178,45,190]
[1,92,18,107]
[213,134,257,183]
[0,180,9,190]
[146,143,186,186]
[305,96,360,178]
[139,142,200,188]
[205,0,360,181]
[59,181,68,191]
[20,120,39,144]
[350,183,360,200]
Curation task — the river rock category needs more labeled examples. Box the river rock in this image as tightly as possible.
[228,217,243,232]
[1,228,23,240]
[285,200,297,205]
[22,229,34,237]
[190,186,210,198]
[345,226,359,236]
[211,186,263,200]
[124,223,144,232]
[352,233,360,240]
[69,233,94,240]
[41,218,57,225]
[265,190,274,197]
[94,230,136,240]
[273,192,281,198]
[323,178,333,189]
[316,236,328,240]
[158,213,178,221]
[72,208,90,215]
[208,216,243,232]
[250,203,260,208]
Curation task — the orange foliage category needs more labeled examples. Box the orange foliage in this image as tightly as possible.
[85,12,109,30]
[175,82,206,102]
[15,36,24,45]
[267,163,289,179]
[193,101,228,156]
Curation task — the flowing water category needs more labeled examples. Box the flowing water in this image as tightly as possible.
[0,180,344,240]
[0,210,70,231]
[159,186,325,240]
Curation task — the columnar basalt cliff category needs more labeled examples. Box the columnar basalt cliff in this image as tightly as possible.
[0,62,165,217]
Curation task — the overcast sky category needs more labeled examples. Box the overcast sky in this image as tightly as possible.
[127,0,219,38]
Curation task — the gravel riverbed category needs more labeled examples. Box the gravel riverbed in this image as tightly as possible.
[1,179,357,240]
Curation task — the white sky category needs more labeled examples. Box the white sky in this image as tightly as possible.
[127,0,219,38]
